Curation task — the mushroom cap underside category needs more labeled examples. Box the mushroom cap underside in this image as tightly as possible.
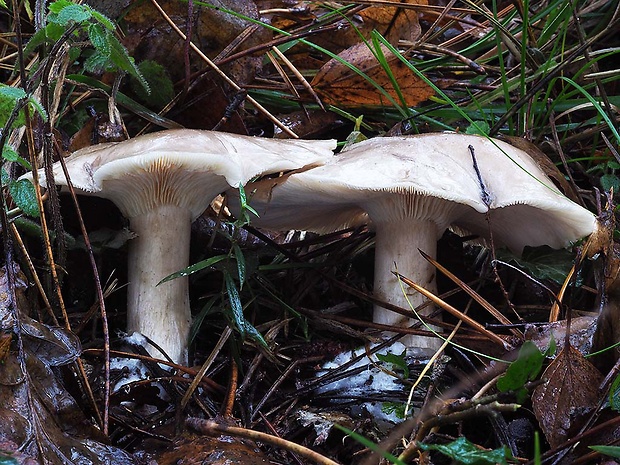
[241,133,597,253]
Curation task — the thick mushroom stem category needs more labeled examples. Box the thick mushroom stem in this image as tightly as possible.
[127,205,192,364]
[373,217,441,350]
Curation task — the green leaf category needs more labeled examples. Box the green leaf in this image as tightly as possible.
[2,145,31,169]
[48,0,73,14]
[23,28,51,56]
[235,184,258,227]
[600,173,620,194]
[88,23,110,56]
[590,445,620,459]
[465,121,491,135]
[0,85,47,129]
[376,350,409,379]
[130,60,174,109]
[55,3,91,25]
[0,85,27,128]
[43,21,66,42]
[83,50,112,74]
[106,33,149,92]
[233,243,246,288]
[498,245,577,285]
[224,270,246,337]
[1,168,9,187]
[8,179,40,217]
[610,373,620,412]
[0,453,19,465]
[497,341,544,403]
[91,10,115,30]
[418,437,514,465]
[381,402,406,419]
[242,321,268,348]
[158,254,229,285]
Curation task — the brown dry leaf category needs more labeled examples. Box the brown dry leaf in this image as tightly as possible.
[532,344,603,448]
[345,0,427,46]
[311,42,434,108]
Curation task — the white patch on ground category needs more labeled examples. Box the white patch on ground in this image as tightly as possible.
[315,342,432,427]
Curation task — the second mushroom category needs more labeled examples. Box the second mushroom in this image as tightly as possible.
[234,133,597,350]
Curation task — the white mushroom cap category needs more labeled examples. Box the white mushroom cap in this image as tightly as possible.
[243,133,595,253]
[37,129,337,219]
[236,133,596,350]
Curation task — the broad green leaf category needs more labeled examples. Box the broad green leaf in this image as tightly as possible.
[418,437,514,464]
[465,121,491,135]
[498,246,577,285]
[48,0,73,14]
[376,350,409,379]
[55,3,91,25]
[130,60,174,110]
[158,254,228,285]
[2,145,31,169]
[8,179,39,217]
[43,21,66,42]
[590,445,620,459]
[497,341,544,403]
[23,28,51,56]
[381,402,406,419]
[88,23,110,56]
[0,85,27,128]
[600,173,620,194]
[83,50,112,74]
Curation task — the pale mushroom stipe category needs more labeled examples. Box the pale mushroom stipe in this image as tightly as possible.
[234,133,597,350]
[24,129,336,364]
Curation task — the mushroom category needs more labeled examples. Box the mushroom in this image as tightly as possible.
[233,133,597,350]
[26,129,336,364]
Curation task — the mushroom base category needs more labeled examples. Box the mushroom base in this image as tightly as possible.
[373,218,442,350]
[127,205,192,364]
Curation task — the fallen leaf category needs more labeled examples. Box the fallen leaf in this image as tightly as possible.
[315,0,427,50]
[311,42,434,108]
[532,344,603,448]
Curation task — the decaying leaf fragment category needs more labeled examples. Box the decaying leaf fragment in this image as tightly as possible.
[311,42,434,108]
[532,344,603,448]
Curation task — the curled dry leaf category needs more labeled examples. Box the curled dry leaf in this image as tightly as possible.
[532,344,603,448]
[311,42,434,108]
